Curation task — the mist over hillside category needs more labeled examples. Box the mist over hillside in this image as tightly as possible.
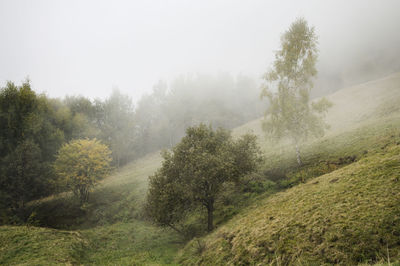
[1,1,400,265]
[1,0,400,100]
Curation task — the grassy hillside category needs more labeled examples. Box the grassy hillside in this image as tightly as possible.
[28,152,182,265]
[0,226,86,265]
[178,144,400,265]
[1,73,400,265]
[82,221,180,265]
[178,73,400,264]
[1,154,181,265]
[234,73,400,184]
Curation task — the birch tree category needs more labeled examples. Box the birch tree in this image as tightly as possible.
[261,18,332,166]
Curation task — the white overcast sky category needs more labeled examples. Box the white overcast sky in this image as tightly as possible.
[0,0,399,101]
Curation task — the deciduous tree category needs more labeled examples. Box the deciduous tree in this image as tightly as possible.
[261,18,332,166]
[54,139,111,204]
[146,124,262,233]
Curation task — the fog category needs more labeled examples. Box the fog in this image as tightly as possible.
[0,0,399,101]
[2,2,400,262]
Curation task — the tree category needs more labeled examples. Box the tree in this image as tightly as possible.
[261,18,332,166]
[95,89,136,168]
[54,139,111,204]
[133,74,264,158]
[146,124,262,233]
[0,81,65,214]
[0,140,44,210]
[62,95,99,140]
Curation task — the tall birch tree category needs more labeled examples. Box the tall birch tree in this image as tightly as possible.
[261,18,332,166]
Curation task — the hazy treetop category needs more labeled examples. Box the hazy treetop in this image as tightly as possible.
[0,0,399,101]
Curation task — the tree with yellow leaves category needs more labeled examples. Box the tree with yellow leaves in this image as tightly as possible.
[54,139,111,204]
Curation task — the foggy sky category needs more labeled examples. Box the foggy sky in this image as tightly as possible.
[1,0,399,101]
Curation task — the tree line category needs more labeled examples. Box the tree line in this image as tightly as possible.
[0,73,263,222]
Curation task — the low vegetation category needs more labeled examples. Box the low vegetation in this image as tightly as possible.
[0,226,87,265]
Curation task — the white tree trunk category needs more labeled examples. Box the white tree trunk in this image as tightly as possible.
[295,142,302,166]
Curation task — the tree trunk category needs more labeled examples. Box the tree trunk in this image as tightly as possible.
[207,199,214,232]
[168,224,184,236]
[295,142,302,166]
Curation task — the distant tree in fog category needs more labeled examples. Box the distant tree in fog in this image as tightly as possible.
[261,18,332,166]
[134,74,264,157]
[96,89,136,167]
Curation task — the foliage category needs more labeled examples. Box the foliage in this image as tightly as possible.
[54,139,111,204]
[0,81,64,214]
[261,18,332,165]
[0,74,263,216]
[95,89,136,167]
[1,140,44,210]
[59,95,99,140]
[146,124,263,234]
[134,74,264,157]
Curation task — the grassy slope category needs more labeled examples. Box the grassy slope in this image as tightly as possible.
[234,73,400,183]
[178,145,400,265]
[8,150,181,265]
[0,226,87,265]
[1,73,400,265]
[178,73,400,264]
[79,153,182,265]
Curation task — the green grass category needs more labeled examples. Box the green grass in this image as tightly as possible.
[1,73,400,265]
[0,225,87,265]
[82,221,181,265]
[260,116,400,188]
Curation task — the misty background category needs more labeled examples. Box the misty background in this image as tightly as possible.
[1,0,400,101]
